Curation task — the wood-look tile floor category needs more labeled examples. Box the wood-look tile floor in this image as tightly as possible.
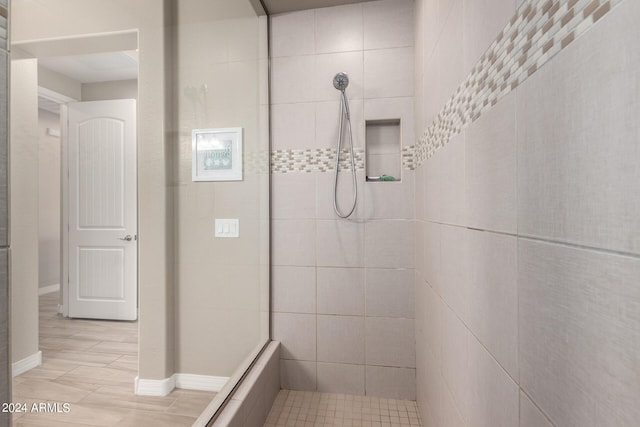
[11,292,215,427]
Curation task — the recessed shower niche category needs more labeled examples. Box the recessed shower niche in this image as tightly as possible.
[365,118,401,182]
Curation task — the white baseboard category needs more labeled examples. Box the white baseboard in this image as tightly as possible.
[135,375,176,396]
[135,373,229,396]
[13,351,42,377]
[175,373,228,392]
[38,284,60,296]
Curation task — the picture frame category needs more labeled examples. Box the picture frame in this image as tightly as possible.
[192,127,243,181]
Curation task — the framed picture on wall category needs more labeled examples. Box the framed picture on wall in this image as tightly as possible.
[192,127,243,181]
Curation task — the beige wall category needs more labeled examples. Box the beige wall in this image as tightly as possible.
[172,0,269,377]
[10,58,40,363]
[37,108,61,289]
[82,79,137,101]
[12,0,174,380]
[38,67,81,101]
[414,0,640,426]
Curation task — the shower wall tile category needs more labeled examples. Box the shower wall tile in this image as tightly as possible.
[467,229,518,379]
[364,174,414,220]
[364,220,414,269]
[317,267,365,316]
[316,220,364,267]
[270,10,315,58]
[271,56,315,104]
[315,3,363,54]
[365,317,415,368]
[365,268,414,318]
[363,0,414,50]
[315,170,365,220]
[271,173,316,220]
[439,133,466,226]
[519,239,640,427]
[272,313,316,361]
[317,315,365,365]
[467,333,519,427]
[363,47,414,99]
[315,99,365,149]
[271,102,315,150]
[465,91,516,234]
[462,0,516,73]
[423,155,441,222]
[441,304,470,423]
[520,391,553,427]
[271,266,316,314]
[423,220,441,292]
[517,3,640,255]
[317,362,365,395]
[314,51,364,102]
[271,220,315,266]
[440,224,468,323]
[365,366,416,400]
[280,359,316,391]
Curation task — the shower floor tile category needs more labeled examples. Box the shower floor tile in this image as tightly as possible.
[264,390,422,427]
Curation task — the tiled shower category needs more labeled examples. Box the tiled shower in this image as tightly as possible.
[268,0,640,426]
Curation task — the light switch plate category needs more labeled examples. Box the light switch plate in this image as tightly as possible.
[215,219,239,238]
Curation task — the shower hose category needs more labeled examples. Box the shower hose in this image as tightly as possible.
[333,89,358,218]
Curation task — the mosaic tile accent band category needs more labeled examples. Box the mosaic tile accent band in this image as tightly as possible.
[415,0,621,166]
[271,146,416,174]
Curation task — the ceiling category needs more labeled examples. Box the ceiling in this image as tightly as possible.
[38,50,139,84]
[262,0,369,14]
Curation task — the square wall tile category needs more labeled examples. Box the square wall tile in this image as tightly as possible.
[315,99,365,149]
[271,219,315,266]
[272,173,316,219]
[365,366,416,400]
[317,362,365,395]
[316,170,366,220]
[465,92,516,234]
[519,238,640,427]
[364,172,414,220]
[272,313,316,361]
[270,11,315,57]
[271,56,315,104]
[520,392,554,427]
[315,3,363,54]
[271,102,315,150]
[364,220,414,269]
[316,220,364,267]
[317,267,365,316]
[364,47,414,98]
[280,359,316,391]
[364,0,414,50]
[272,266,316,314]
[314,51,364,102]
[365,317,415,368]
[317,315,365,364]
[467,229,518,379]
[365,268,414,318]
[423,220,441,293]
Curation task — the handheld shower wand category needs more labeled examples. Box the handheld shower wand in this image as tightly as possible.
[332,72,357,218]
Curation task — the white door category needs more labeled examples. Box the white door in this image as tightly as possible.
[67,99,137,320]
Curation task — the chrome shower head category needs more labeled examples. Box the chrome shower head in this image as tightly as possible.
[333,72,349,91]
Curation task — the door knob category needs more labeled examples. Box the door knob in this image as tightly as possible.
[119,235,133,241]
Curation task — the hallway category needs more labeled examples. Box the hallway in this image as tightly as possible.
[11,292,214,426]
